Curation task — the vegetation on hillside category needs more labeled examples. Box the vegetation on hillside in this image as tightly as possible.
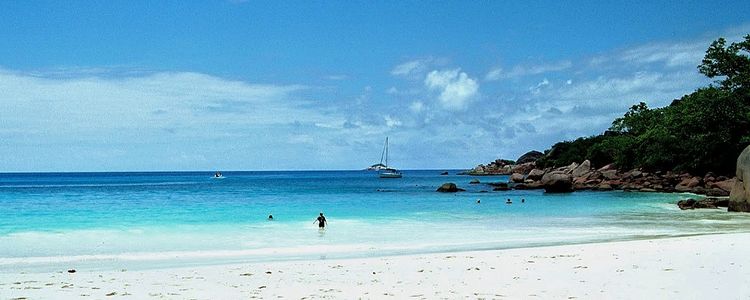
[536,34,750,175]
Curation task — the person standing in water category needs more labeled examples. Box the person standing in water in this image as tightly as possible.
[314,212,327,229]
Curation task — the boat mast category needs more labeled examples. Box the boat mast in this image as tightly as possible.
[385,137,389,168]
[379,138,387,166]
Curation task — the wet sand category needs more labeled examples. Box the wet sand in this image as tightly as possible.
[2,233,749,299]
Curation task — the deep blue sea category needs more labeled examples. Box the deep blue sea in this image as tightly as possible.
[2,170,749,272]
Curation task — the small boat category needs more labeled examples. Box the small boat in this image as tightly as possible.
[377,137,402,178]
[367,163,387,171]
[379,168,402,178]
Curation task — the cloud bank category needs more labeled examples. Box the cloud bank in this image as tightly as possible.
[2,25,746,171]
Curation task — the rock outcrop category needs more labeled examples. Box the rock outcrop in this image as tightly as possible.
[571,160,592,177]
[527,169,545,181]
[540,171,573,193]
[463,153,740,196]
[465,151,543,175]
[516,150,544,164]
[510,173,525,183]
[490,182,511,191]
[677,198,729,210]
[729,145,750,212]
[436,182,465,193]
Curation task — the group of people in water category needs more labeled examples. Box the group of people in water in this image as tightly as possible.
[476,198,526,204]
[266,212,328,229]
[267,197,526,228]
[267,197,525,228]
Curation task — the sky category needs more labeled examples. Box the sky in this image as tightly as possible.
[1,1,749,172]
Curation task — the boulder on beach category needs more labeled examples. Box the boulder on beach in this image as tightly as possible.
[601,170,619,180]
[436,182,465,193]
[514,181,543,190]
[710,179,734,192]
[729,145,750,212]
[706,188,730,196]
[511,162,536,175]
[510,173,525,183]
[526,169,546,181]
[678,198,728,210]
[541,171,573,193]
[571,160,592,177]
[492,182,511,191]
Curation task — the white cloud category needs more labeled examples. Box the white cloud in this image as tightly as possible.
[384,115,402,127]
[529,78,550,95]
[617,27,750,68]
[0,69,318,132]
[326,74,348,80]
[2,67,408,171]
[485,60,572,81]
[391,58,432,77]
[424,69,479,111]
[484,68,503,81]
[409,101,425,113]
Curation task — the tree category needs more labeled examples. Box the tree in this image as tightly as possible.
[534,33,750,175]
[610,102,662,135]
[698,34,750,91]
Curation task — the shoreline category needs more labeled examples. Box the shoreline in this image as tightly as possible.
[3,233,749,299]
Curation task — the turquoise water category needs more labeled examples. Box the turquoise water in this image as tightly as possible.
[2,170,750,272]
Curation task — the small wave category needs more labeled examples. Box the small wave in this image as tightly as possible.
[0,244,377,266]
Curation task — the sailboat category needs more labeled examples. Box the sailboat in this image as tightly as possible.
[378,137,402,178]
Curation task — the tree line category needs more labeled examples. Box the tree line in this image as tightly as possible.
[536,34,750,176]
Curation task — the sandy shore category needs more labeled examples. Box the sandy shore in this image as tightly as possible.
[2,233,749,299]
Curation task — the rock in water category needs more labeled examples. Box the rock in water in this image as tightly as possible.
[436,183,465,193]
[729,145,750,212]
[541,171,573,193]
[526,169,545,181]
[678,198,728,210]
[469,179,481,184]
[677,199,697,210]
[510,173,525,183]
[440,171,449,175]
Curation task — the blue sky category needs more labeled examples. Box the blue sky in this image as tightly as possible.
[1,1,749,171]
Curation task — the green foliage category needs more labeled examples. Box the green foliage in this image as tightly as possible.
[698,35,750,91]
[536,135,605,168]
[537,35,750,175]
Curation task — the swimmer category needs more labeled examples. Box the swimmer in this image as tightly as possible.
[506,198,512,204]
[521,198,525,203]
[314,212,327,229]
[268,214,273,220]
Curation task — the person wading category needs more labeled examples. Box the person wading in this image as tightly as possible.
[314,212,327,229]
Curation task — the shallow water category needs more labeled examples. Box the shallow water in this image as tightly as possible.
[2,170,749,272]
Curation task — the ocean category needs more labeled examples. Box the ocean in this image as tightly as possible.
[2,170,749,272]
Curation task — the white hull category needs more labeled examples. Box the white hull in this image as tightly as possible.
[379,172,402,178]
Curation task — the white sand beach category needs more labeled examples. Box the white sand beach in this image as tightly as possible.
[2,233,749,299]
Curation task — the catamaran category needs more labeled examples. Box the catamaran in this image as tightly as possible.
[377,137,402,178]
